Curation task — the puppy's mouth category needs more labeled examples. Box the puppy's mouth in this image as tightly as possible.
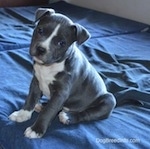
[33,56,57,66]
[33,56,44,65]
[32,54,65,66]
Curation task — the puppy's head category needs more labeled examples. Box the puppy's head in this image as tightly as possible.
[30,8,90,65]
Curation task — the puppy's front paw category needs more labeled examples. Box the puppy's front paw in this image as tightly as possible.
[9,109,32,122]
[24,127,43,139]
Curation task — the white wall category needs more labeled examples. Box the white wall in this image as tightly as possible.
[66,0,150,25]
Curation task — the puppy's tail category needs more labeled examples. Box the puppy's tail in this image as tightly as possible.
[116,98,143,107]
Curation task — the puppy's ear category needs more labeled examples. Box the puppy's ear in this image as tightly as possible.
[35,8,55,23]
[72,23,90,45]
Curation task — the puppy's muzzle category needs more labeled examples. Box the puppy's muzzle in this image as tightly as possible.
[36,46,46,56]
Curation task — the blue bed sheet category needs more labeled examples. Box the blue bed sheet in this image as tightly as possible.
[0,1,150,149]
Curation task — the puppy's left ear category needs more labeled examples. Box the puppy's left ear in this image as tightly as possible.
[35,8,55,23]
[72,23,90,45]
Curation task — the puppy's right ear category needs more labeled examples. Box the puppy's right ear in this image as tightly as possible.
[35,8,55,23]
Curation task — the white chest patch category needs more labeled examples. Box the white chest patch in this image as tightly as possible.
[34,61,65,98]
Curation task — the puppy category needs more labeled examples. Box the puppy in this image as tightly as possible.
[9,8,116,138]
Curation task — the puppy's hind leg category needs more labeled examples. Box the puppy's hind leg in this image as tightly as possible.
[59,93,116,124]
[34,102,48,113]
[80,93,116,121]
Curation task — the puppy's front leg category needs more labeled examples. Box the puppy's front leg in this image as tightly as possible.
[24,92,67,138]
[9,76,42,122]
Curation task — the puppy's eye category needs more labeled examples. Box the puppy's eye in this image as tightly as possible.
[57,40,66,47]
[37,27,43,35]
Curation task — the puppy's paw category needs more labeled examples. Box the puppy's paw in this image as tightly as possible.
[59,111,70,125]
[59,111,78,125]
[34,102,48,113]
[24,127,43,139]
[34,103,43,113]
[9,109,32,123]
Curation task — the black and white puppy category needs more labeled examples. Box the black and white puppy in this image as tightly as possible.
[9,8,116,138]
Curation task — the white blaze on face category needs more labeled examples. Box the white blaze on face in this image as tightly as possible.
[41,24,61,51]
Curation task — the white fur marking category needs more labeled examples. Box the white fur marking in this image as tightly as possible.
[34,103,43,113]
[41,24,60,50]
[63,106,70,112]
[34,61,65,98]
[59,111,69,124]
[9,109,32,122]
[24,127,42,138]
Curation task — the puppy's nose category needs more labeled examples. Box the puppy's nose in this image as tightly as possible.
[36,46,46,55]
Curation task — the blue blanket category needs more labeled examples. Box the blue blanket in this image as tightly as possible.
[0,2,150,149]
